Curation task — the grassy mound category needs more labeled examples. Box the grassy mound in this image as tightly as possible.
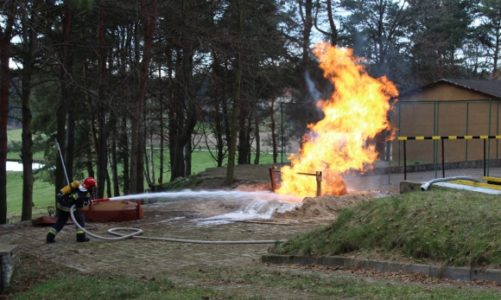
[272,190,501,267]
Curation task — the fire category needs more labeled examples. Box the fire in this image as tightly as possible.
[276,43,398,197]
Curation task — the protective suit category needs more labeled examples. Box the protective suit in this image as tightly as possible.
[46,177,97,243]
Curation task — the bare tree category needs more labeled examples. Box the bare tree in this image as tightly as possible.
[314,0,338,45]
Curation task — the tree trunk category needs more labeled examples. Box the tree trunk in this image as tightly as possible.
[96,4,108,198]
[85,143,94,177]
[120,116,129,194]
[300,0,313,69]
[227,0,243,183]
[21,71,34,221]
[270,99,278,163]
[0,3,15,224]
[168,45,197,181]
[105,169,112,198]
[237,98,251,165]
[254,107,260,165]
[110,133,120,196]
[211,52,226,167]
[130,0,157,193]
[169,141,185,179]
[493,25,500,74]
[185,140,192,176]
[158,82,164,185]
[20,0,41,221]
[215,97,225,167]
[82,61,94,179]
[326,0,338,45]
[56,4,73,197]
[149,125,155,184]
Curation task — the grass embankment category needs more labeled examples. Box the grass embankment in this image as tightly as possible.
[272,190,501,268]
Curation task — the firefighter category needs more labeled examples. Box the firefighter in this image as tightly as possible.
[46,177,97,243]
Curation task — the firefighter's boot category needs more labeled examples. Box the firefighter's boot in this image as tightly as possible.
[76,231,90,243]
[46,229,56,244]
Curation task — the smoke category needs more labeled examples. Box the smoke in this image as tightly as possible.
[304,71,322,101]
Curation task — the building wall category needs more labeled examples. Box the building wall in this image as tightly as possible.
[391,83,501,164]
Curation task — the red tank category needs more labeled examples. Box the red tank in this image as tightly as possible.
[82,199,144,222]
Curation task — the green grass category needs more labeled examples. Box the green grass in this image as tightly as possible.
[7,171,55,220]
[7,128,22,160]
[6,128,45,161]
[7,128,22,141]
[10,263,501,300]
[183,266,501,299]
[272,190,501,268]
[12,273,219,300]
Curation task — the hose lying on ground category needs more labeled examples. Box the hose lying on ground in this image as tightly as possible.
[70,204,286,244]
[420,176,480,191]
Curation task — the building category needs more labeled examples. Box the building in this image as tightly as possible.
[392,78,501,165]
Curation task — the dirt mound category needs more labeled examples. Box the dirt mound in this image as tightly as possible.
[274,192,377,223]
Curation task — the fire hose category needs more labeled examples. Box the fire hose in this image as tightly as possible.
[69,203,286,245]
[420,176,480,191]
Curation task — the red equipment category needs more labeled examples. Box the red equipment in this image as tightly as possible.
[82,177,97,190]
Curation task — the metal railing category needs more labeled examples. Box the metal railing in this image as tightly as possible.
[398,135,499,180]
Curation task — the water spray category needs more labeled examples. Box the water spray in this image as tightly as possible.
[109,190,301,203]
[71,189,301,244]
[55,137,70,185]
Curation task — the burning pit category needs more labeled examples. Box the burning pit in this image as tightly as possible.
[276,44,398,198]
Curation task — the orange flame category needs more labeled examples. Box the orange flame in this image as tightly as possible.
[276,43,398,197]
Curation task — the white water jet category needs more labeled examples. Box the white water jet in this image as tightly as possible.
[110,189,301,203]
[109,189,302,225]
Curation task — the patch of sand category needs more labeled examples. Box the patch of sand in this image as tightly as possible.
[273,192,377,222]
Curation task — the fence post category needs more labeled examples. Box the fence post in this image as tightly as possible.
[316,171,322,197]
[269,167,276,192]
[441,138,445,178]
[403,140,407,180]
[488,100,492,176]
[484,139,487,177]
[465,102,469,161]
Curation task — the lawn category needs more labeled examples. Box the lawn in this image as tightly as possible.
[6,172,55,220]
